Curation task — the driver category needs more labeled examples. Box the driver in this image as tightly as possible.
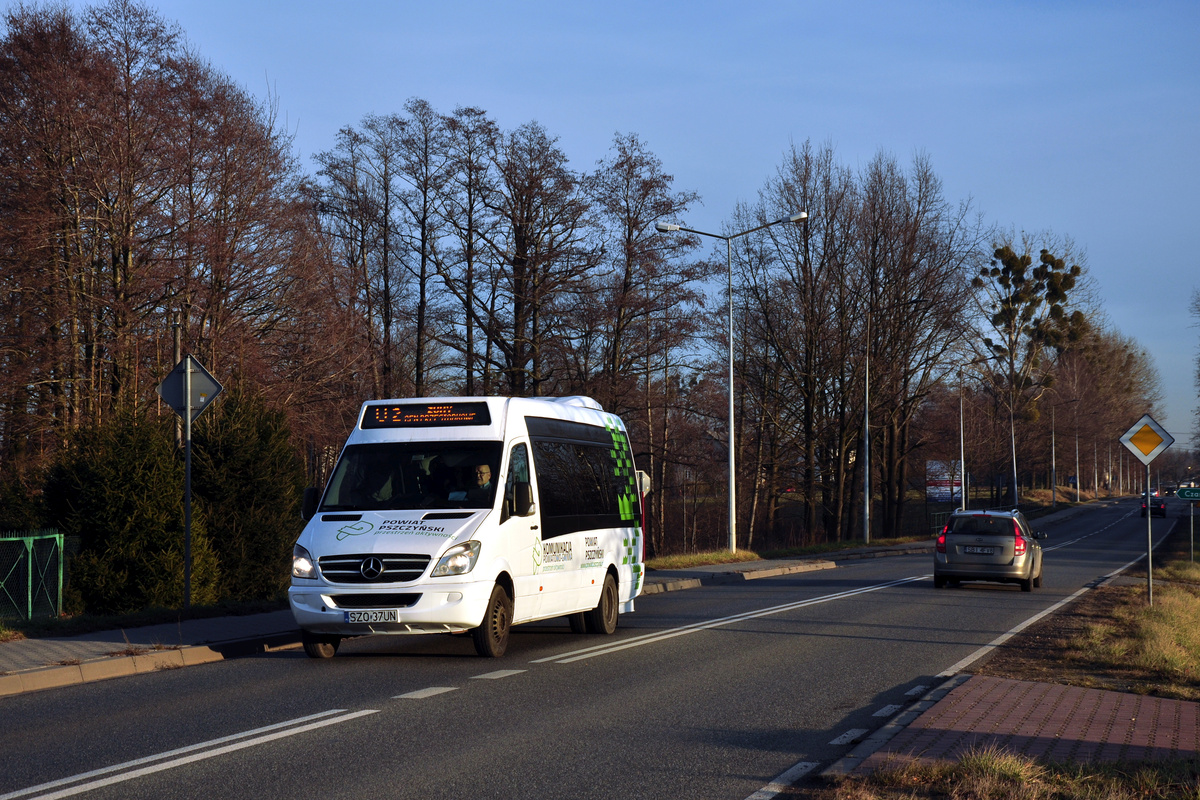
[466,464,494,503]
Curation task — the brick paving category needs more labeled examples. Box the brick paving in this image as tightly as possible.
[856,675,1200,772]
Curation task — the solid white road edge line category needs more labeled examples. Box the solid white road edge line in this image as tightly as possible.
[10,710,378,800]
[0,709,351,800]
[542,576,928,664]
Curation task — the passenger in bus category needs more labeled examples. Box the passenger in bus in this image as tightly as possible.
[466,464,494,504]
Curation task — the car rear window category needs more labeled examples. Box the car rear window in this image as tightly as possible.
[949,515,1013,536]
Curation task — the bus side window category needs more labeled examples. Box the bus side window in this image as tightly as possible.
[502,443,535,521]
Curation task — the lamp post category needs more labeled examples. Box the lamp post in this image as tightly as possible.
[656,211,807,551]
[864,311,871,541]
[958,371,967,511]
[1051,404,1057,509]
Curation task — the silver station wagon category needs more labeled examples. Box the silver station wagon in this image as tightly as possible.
[933,509,1046,592]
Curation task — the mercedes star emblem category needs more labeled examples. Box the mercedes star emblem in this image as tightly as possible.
[360,556,385,580]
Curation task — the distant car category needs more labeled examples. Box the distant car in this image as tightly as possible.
[1142,495,1167,517]
[933,508,1046,592]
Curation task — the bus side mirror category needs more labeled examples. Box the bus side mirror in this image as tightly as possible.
[514,482,535,517]
[636,470,651,497]
[302,487,320,521]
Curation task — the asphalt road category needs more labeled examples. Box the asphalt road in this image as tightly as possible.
[0,498,1177,800]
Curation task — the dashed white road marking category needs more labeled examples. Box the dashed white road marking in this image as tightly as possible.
[395,686,458,699]
[828,728,869,746]
[471,669,526,680]
[744,761,819,799]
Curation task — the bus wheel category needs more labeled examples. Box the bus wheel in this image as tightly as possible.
[301,630,341,659]
[473,583,513,657]
[567,612,587,634]
[584,573,619,635]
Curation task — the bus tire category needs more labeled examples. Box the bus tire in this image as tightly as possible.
[567,612,587,634]
[584,573,619,635]
[472,583,513,657]
[301,630,340,659]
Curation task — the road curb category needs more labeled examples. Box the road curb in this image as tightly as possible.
[832,546,932,561]
[0,632,301,698]
[640,578,703,595]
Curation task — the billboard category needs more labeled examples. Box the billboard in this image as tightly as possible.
[926,460,963,502]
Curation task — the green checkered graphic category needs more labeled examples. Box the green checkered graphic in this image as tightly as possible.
[605,416,642,593]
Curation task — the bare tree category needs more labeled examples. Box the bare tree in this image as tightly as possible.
[436,105,500,394]
[477,121,597,395]
[973,231,1086,502]
[852,151,983,537]
[394,98,451,395]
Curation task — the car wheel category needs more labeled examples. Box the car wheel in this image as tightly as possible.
[301,630,340,659]
[584,573,619,635]
[1020,574,1033,592]
[472,583,513,658]
[933,575,946,589]
[1033,570,1043,588]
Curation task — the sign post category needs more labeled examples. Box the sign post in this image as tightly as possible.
[156,356,223,608]
[1177,486,1200,562]
[1119,414,1174,605]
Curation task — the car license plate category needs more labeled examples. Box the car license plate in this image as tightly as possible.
[964,546,994,555]
[344,609,398,624]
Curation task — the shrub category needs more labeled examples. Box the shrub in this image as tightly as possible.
[192,385,306,601]
[43,411,220,614]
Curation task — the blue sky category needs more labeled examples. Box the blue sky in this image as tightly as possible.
[65,0,1200,443]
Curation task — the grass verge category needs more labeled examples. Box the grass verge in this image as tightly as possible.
[814,745,1200,799]
[645,536,930,572]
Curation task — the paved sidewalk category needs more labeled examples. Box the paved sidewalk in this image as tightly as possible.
[840,674,1200,773]
[0,610,300,697]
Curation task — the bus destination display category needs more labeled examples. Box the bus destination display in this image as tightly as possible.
[361,402,492,429]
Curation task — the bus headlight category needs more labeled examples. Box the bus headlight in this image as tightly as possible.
[292,544,317,579]
[431,541,481,577]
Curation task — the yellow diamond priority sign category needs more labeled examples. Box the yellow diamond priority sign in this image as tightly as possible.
[1120,414,1174,466]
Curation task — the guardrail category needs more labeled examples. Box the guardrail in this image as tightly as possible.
[0,530,63,620]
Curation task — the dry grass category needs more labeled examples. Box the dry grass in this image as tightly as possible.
[1077,582,1200,691]
[645,536,930,572]
[809,746,1200,799]
[645,549,764,570]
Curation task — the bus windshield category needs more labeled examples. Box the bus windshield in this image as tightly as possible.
[320,441,504,512]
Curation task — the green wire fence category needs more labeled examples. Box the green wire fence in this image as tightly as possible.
[0,530,63,620]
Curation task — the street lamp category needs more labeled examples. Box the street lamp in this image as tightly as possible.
[656,211,807,551]
[958,371,967,511]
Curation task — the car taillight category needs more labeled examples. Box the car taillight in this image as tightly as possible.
[936,533,946,553]
[1013,521,1027,556]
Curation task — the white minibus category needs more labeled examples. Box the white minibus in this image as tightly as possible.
[289,396,645,658]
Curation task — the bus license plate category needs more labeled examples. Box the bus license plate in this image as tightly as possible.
[964,546,994,555]
[345,609,398,624]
